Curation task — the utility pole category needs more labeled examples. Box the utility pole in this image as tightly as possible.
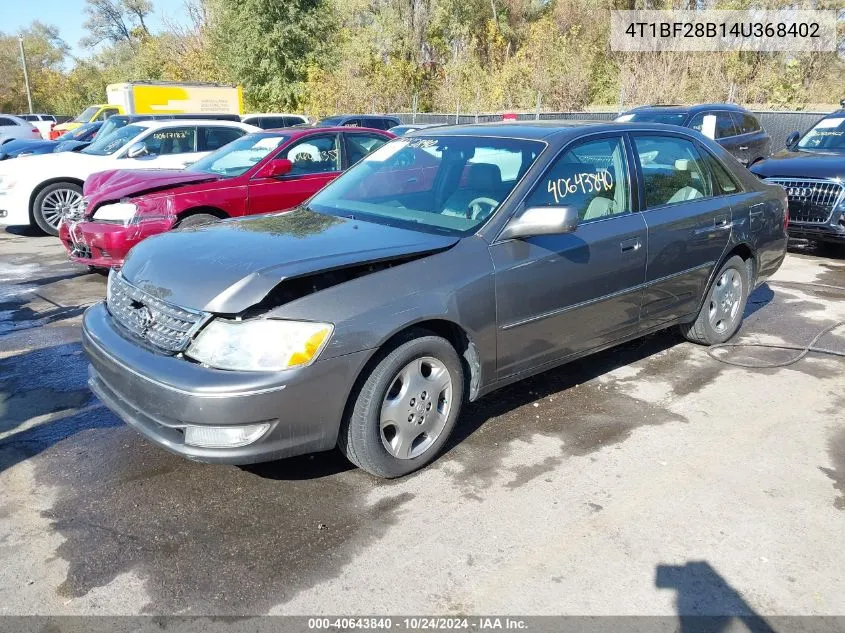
[18,36,34,114]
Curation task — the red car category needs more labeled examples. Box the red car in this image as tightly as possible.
[59,127,394,268]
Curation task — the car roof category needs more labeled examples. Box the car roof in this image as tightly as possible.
[243,113,307,118]
[1,114,29,124]
[629,103,751,114]
[133,119,253,130]
[409,119,709,140]
[324,114,399,120]
[261,126,391,136]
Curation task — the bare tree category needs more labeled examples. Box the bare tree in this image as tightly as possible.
[81,0,152,48]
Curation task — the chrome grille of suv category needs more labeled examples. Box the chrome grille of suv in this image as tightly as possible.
[766,178,844,224]
[106,272,210,353]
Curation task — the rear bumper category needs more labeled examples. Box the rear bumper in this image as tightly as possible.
[60,218,176,268]
[82,303,370,464]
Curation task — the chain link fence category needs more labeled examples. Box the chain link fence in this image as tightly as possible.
[390,110,833,153]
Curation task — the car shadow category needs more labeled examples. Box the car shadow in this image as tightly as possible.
[745,282,775,319]
[788,238,845,261]
[656,560,777,633]
[3,225,44,238]
[444,329,683,457]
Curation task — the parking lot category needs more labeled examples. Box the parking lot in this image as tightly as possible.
[0,227,843,616]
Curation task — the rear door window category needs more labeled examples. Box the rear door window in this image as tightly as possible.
[733,112,761,134]
[715,113,739,139]
[344,132,389,166]
[633,135,714,208]
[0,118,15,127]
[143,126,198,155]
[199,126,246,151]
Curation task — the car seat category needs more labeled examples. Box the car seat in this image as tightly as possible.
[441,163,503,218]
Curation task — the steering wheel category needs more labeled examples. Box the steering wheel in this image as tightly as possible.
[466,197,498,220]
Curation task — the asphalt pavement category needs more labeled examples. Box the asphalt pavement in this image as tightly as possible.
[0,227,843,617]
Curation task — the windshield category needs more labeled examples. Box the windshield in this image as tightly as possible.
[95,117,129,140]
[81,124,144,156]
[308,135,545,236]
[315,116,345,127]
[617,111,688,126]
[188,133,288,177]
[797,116,845,151]
[60,124,97,141]
[73,106,100,124]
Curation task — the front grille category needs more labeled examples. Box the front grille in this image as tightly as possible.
[107,272,210,353]
[766,178,844,224]
[70,242,92,259]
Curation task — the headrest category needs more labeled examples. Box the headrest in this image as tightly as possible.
[466,163,502,190]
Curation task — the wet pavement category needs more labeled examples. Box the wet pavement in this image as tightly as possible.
[0,228,843,616]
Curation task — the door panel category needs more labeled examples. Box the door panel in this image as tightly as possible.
[492,215,648,378]
[248,133,342,214]
[632,133,732,328]
[492,133,647,379]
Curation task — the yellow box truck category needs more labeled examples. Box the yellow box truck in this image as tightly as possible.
[52,82,244,137]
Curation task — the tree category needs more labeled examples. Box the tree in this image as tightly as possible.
[0,22,69,112]
[81,0,153,48]
[212,0,338,110]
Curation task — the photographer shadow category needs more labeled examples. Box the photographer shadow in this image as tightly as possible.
[656,561,777,633]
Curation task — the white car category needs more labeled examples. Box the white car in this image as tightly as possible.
[0,119,259,235]
[18,114,58,139]
[240,113,310,129]
[0,115,42,145]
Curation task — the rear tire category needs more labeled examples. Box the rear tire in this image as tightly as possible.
[680,255,749,345]
[175,213,220,229]
[339,332,464,478]
[32,182,83,236]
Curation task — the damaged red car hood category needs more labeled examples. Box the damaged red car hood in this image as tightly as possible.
[84,169,221,212]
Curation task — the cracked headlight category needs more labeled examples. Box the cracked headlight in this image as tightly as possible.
[93,202,137,225]
[186,319,333,371]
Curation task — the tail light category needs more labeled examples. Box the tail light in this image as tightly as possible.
[49,128,61,140]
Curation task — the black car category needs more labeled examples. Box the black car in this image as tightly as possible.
[0,122,103,160]
[617,104,771,167]
[750,111,845,248]
[315,114,401,130]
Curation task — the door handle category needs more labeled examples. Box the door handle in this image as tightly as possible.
[714,216,731,230]
[620,238,642,253]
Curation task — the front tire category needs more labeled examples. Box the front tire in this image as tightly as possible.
[32,182,83,236]
[680,255,749,345]
[339,332,464,478]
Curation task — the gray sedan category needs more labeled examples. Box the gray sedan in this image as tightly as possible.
[82,121,788,477]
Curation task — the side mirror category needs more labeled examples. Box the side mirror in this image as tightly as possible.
[126,142,148,159]
[500,206,579,241]
[264,158,293,178]
[785,131,800,149]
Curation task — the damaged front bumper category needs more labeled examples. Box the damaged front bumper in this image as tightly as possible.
[60,218,176,268]
[82,302,371,464]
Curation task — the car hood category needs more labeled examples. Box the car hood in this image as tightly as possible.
[0,139,54,155]
[83,169,221,203]
[0,151,111,180]
[750,149,845,180]
[121,208,460,314]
